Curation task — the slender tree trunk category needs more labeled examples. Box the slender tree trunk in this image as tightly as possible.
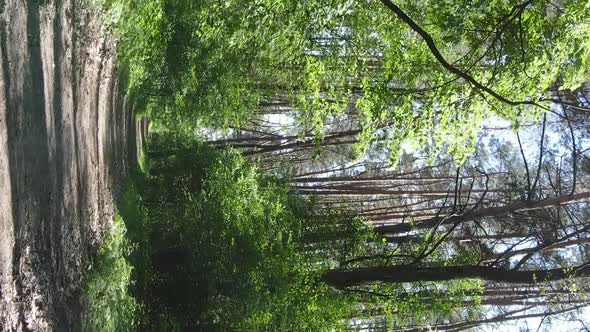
[374,191,590,235]
[322,264,590,289]
[381,232,533,244]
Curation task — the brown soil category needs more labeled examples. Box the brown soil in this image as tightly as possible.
[0,0,137,330]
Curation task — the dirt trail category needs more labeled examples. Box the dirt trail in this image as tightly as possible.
[0,0,137,330]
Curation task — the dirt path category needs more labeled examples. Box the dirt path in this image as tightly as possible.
[0,0,137,330]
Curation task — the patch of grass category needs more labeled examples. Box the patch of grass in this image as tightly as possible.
[116,171,151,306]
[81,215,137,332]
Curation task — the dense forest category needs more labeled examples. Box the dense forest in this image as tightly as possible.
[21,0,590,330]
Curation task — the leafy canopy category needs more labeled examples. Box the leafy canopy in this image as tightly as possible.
[105,0,590,163]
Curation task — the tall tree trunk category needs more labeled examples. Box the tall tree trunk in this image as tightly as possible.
[322,264,590,289]
[374,191,590,235]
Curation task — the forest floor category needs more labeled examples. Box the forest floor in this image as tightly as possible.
[0,0,141,330]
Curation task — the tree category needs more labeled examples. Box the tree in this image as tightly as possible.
[109,0,590,163]
[322,264,590,288]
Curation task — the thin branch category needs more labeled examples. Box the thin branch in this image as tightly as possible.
[562,107,577,195]
[530,112,546,198]
[517,130,532,196]
[379,0,544,109]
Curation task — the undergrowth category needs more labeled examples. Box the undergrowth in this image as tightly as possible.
[117,170,151,313]
[81,215,137,332]
[82,168,149,331]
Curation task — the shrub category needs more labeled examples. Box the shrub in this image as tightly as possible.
[81,216,137,332]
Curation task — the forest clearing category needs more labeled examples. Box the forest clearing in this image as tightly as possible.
[1,0,590,331]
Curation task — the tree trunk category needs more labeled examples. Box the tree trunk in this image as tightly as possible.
[373,191,590,235]
[322,264,590,289]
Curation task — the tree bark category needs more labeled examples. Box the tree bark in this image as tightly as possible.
[322,264,590,289]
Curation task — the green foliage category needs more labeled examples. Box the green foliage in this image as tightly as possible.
[341,279,483,329]
[116,172,151,310]
[300,209,379,269]
[142,141,354,330]
[100,0,590,163]
[81,216,137,332]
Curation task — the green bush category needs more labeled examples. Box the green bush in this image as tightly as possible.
[141,143,354,330]
[81,216,137,332]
